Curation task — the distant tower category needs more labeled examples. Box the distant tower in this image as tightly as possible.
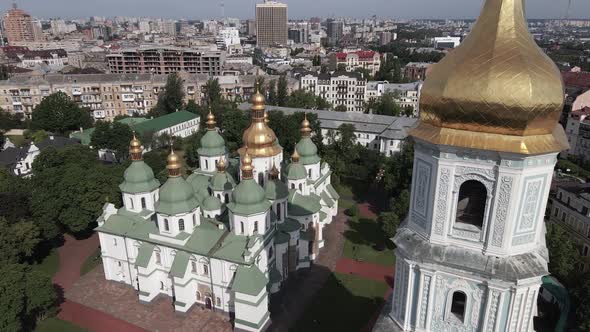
[3,2,37,43]
[255,0,288,47]
[376,0,569,331]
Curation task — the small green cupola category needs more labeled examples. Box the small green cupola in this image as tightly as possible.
[198,111,226,157]
[227,152,271,215]
[120,133,160,194]
[155,148,199,215]
[265,164,289,200]
[210,157,236,191]
[295,114,321,165]
[286,148,307,180]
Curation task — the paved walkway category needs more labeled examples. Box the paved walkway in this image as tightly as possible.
[335,257,394,285]
[358,202,378,220]
[59,300,146,332]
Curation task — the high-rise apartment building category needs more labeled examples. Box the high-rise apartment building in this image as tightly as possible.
[3,4,38,43]
[326,19,343,46]
[255,1,287,47]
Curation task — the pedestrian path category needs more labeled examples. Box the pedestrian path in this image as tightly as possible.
[335,257,394,285]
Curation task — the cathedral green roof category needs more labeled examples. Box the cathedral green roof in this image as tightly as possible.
[133,111,197,135]
[202,195,222,211]
[326,184,340,200]
[210,172,236,191]
[187,173,211,202]
[288,191,322,216]
[278,218,301,233]
[119,161,161,194]
[264,178,289,200]
[170,251,190,278]
[296,138,321,165]
[227,179,271,215]
[135,242,155,267]
[274,231,290,244]
[286,162,307,180]
[320,191,335,208]
[231,265,268,296]
[198,130,226,156]
[156,177,199,215]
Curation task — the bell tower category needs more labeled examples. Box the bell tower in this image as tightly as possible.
[384,0,569,331]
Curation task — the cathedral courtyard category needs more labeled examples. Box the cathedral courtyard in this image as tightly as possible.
[47,186,395,332]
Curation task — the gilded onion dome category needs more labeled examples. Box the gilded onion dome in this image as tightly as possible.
[120,135,160,194]
[296,114,320,165]
[199,111,226,157]
[166,148,182,177]
[156,148,199,215]
[412,0,569,154]
[238,83,283,158]
[129,132,143,161]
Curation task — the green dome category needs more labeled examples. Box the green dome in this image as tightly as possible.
[202,195,222,211]
[210,172,236,191]
[187,174,210,193]
[296,138,321,165]
[227,179,271,215]
[286,162,307,180]
[198,131,226,157]
[156,177,199,215]
[119,161,161,194]
[265,178,289,200]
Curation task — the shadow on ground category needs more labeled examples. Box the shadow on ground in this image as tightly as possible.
[344,218,395,250]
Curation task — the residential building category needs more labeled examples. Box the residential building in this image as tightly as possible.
[403,62,432,81]
[256,1,288,47]
[287,22,309,44]
[96,92,338,332]
[0,135,79,176]
[547,183,590,271]
[299,71,366,112]
[365,81,422,115]
[3,4,39,43]
[107,46,226,75]
[375,0,568,330]
[326,19,343,46]
[332,50,381,76]
[238,103,417,156]
[4,48,69,70]
[564,107,590,157]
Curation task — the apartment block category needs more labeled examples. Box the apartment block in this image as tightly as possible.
[332,50,381,76]
[256,1,288,47]
[299,71,366,112]
[107,46,226,75]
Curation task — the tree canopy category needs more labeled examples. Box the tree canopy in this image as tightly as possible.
[31,92,92,134]
[90,121,133,161]
[151,73,185,117]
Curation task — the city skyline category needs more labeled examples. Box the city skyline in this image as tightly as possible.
[5,0,590,20]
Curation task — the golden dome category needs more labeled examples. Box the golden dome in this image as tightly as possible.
[241,152,254,179]
[300,114,312,137]
[292,147,300,163]
[264,112,269,124]
[270,163,280,179]
[238,80,283,158]
[166,148,182,177]
[129,132,143,161]
[413,0,568,154]
[206,109,216,130]
[217,157,226,173]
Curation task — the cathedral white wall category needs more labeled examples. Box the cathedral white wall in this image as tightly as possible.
[123,189,158,213]
[287,178,307,194]
[156,208,200,236]
[303,162,321,181]
[231,211,270,236]
[245,153,284,185]
[200,155,225,173]
[234,289,270,332]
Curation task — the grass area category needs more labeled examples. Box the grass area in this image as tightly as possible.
[80,248,101,276]
[33,248,60,277]
[342,216,395,267]
[294,272,388,331]
[35,317,87,332]
[6,135,26,147]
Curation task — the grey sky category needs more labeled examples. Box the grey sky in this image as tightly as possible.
[8,0,590,20]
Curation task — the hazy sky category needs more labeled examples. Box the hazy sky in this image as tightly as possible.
[8,0,590,20]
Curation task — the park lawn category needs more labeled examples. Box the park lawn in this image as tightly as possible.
[294,272,388,331]
[33,248,60,277]
[80,248,101,276]
[35,317,87,332]
[342,216,395,267]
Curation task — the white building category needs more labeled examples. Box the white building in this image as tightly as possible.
[96,91,338,331]
[374,0,569,330]
[365,81,423,116]
[332,50,381,76]
[564,107,590,157]
[216,28,242,54]
[433,36,461,49]
[0,136,79,176]
[299,71,366,112]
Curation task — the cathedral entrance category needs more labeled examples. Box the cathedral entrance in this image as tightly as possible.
[205,297,212,309]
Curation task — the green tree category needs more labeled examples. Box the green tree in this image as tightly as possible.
[218,105,249,152]
[335,105,347,112]
[0,110,24,131]
[267,80,277,106]
[286,90,316,109]
[570,274,590,331]
[337,63,347,71]
[379,212,400,238]
[185,99,202,115]
[90,122,133,161]
[183,131,204,168]
[354,67,373,80]
[312,55,321,66]
[374,93,402,116]
[0,218,41,264]
[315,96,331,110]
[31,92,92,134]
[152,73,185,116]
[277,75,289,106]
[390,189,410,219]
[204,78,222,106]
[546,223,580,282]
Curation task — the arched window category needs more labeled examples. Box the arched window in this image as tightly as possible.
[160,281,164,290]
[299,183,303,191]
[269,246,273,259]
[141,197,146,209]
[450,291,467,322]
[179,219,185,231]
[240,221,244,234]
[258,172,265,186]
[164,219,169,231]
[291,183,295,189]
[456,180,487,229]
[216,297,221,307]
[254,221,259,233]
[191,260,197,272]
[203,264,209,275]
[155,252,161,265]
[193,214,197,226]
[113,238,117,246]
[308,168,312,178]
[208,187,212,195]
[196,291,201,301]
[205,159,209,169]
[129,198,134,209]
[225,193,229,203]
[277,203,282,221]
